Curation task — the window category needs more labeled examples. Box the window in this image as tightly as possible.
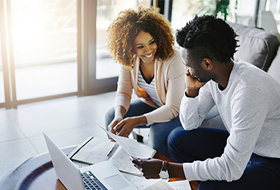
[0,0,151,108]
[10,0,78,100]
[263,0,280,32]
[0,38,4,103]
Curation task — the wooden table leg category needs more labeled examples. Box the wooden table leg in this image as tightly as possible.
[189,181,199,190]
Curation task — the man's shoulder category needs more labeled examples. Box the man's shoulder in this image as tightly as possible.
[232,60,268,84]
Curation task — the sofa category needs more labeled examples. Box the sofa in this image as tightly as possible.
[201,21,280,130]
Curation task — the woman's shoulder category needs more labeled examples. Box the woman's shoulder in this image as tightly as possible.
[173,48,181,59]
[161,48,183,66]
[155,48,184,76]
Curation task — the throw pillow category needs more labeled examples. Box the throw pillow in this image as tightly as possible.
[267,47,280,83]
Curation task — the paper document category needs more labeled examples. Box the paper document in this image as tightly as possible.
[144,180,173,190]
[127,175,191,190]
[70,137,115,164]
[127,175,161,190]
[100,126,151,158]
[168,180,192,190]
[68,132,156,176]
[143,180,192,190]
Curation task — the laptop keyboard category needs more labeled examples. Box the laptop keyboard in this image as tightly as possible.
[82,171,108,190]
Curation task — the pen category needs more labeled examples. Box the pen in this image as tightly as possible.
[107,143,117,157]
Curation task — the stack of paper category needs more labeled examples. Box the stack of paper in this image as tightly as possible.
[68,128,156,176]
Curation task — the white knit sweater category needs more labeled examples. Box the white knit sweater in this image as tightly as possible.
[180,59,280,182]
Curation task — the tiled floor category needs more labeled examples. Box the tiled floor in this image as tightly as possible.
[0,91,123,179]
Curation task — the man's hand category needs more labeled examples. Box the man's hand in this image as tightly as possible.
[131,157,163,179]
[185,69,206,97]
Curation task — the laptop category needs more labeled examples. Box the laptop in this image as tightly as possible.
[43,133,137,190]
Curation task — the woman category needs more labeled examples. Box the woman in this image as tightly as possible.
[105,6,184,157]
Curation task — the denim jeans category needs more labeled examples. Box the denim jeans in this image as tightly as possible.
[167,127,280,190]
[105,99,182,157]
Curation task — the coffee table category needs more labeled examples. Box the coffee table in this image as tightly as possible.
[0,146,199,190]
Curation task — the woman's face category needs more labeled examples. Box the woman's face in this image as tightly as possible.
[133,31,157,65]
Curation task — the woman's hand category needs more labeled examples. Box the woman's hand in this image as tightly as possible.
[137,86,151,100]
[131,157,162,179]
[113,116,147,137]
[108,116,123,134]
[108,105,126,134]
[113,117,137,137]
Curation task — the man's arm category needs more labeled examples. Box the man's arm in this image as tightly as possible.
[131,157,186,179]
[180,70,214,130]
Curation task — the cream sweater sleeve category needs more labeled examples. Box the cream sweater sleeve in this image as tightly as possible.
[114,65,133,112]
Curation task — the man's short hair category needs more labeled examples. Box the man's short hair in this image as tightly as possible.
[176,15,238,64]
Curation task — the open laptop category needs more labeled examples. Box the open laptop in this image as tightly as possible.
[43,133,137,190]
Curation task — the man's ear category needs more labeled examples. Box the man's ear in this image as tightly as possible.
[201,58,213,71]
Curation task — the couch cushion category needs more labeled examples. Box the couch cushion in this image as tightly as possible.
[267,47,280,83]
[227,22,279,71]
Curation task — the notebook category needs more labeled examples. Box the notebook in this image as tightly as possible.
[43,133,137,190]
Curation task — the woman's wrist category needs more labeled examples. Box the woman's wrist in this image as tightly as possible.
[114,105,126,118]
[132,115,147,126]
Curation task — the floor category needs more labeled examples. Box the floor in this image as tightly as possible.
[0,91,148,179]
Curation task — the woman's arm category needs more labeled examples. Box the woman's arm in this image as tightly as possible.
[114,66,133,112]
[113,115,147,137]
[144,51,186,125]
[108,65,133,134]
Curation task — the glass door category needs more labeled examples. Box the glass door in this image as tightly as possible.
[0,39,4,104]
[1,0,153,108]
[10,0,78,102]
[0,0,10,107]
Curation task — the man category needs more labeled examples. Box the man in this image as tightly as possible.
[132,15,280,189]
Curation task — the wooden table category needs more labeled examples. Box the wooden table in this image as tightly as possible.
[0,146,199,190]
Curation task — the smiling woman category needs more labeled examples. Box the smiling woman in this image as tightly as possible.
[105,6,185,157]
[134,31,157,83]
[134,31,157,65]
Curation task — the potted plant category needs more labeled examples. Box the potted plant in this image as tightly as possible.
[199,0,238,21]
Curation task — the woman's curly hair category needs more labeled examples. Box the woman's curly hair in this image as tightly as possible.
[176,15,238,64]
[106,6,174,68]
